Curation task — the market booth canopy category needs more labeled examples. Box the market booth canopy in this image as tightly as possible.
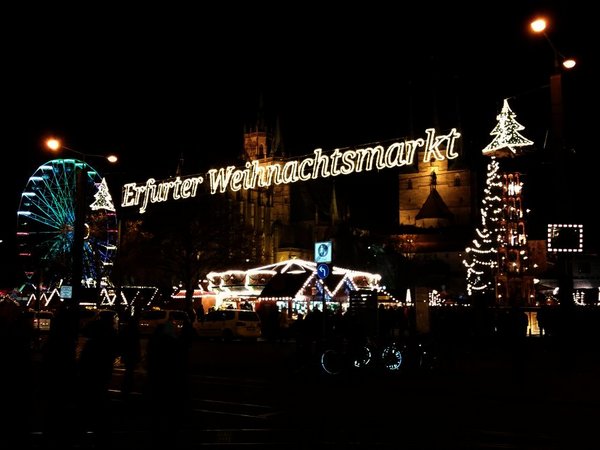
[206,258,384,303]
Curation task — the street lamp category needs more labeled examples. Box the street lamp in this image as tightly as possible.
[44,137,118,306]
[529,17,577,320]
[46,138,118,163]
[529,17,576,196]
[530,18,576,71]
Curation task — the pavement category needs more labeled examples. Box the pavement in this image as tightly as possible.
[5,334,600,449]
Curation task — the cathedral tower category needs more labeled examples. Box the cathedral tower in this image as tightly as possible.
[234,97,291,264]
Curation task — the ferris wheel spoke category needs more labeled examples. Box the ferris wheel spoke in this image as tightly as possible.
[17,159,118,291]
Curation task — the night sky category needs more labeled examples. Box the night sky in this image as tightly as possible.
[1,2,595,288]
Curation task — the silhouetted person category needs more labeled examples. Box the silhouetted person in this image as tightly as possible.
[196,304,205,323]
[242,300,253,311]
[118,315,141,400]
[77,313,119,448]
[41,303,79,449]
[145,321,190,449]
[305,307,323,340]
[278,307,290,342]
[536,305,547,337]
[290,313,319,375]
[507,307,528,382]
[1,306,34,449]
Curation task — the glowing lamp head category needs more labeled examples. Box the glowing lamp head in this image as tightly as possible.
[562,58,576,70]
[530,18,547,33]
[45,138,62,151]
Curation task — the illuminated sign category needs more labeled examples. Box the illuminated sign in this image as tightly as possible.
[122,176,205,214]
[547,224,583,253]
[122,128,461,213]
[315,241,332,264]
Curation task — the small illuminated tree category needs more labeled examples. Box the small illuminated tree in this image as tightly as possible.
[90,178,116,212]
[482,98,533,157]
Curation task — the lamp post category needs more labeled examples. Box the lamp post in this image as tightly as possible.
[530,17,576,216]
[44,138,117,307]
[530,17,577,351]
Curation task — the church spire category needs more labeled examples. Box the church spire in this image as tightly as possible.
[256,92,266,132]
[271,114,285,157]
[175,153,184,176]
[243,92,271,161]
[330,182,339,225]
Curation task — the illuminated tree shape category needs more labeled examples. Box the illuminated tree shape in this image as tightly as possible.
[91,178,116,212]
[482,98,533,157]
[463,158,504,297]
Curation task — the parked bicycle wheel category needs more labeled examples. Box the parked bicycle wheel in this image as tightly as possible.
[352,345,373,369]
[381,342,404,372]
[321,348,346,376]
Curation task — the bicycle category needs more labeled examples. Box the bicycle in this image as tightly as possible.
[319,333,440,377]
[319,337,374,376]
[319,335,405,376]
[391,334,440,375]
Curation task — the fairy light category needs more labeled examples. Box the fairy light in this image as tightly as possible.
[205,258,388,308]
[466,99,535,302]
[463,158,503,296]
[482,99,534,157]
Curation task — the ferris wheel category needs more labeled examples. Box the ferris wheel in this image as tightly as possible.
[16,159,118,290]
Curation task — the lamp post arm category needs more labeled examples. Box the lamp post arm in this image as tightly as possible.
[542,32,564,69]
[46,139,118,163]
[62,145,116,161]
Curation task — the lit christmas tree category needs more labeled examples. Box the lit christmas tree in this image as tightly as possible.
[90,178,116,212]
[465,98,534,302]
[463,157,504,297]
[482,98,533,158]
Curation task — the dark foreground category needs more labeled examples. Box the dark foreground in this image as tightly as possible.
[4,333,600,449]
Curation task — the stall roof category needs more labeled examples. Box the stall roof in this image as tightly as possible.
[259,272,310,298]
[207,258,384,300]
